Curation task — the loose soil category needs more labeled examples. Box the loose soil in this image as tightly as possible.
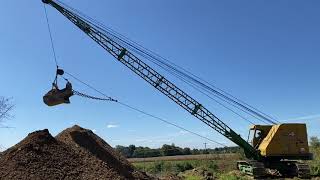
[0,125,152,180]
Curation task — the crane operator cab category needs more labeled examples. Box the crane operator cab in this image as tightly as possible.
[248,125,272,149]
[43,68,74,106]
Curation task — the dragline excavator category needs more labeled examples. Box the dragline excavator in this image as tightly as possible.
[42,0,313,178]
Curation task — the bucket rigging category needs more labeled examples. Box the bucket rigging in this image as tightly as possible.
[43,68,73,106]
[43,68,117,106]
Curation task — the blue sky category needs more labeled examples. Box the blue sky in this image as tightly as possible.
[0,0,320,150]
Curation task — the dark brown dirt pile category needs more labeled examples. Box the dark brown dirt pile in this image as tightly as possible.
[56,125,150,179]
[0,126,152,180]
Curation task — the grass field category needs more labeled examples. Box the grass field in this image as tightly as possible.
[129,149,320,179]
[130,153,246,179]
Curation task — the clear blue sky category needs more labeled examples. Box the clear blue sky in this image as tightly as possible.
[0,0,319,150]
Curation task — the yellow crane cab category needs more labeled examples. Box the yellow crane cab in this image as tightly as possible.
[249,124,312,160]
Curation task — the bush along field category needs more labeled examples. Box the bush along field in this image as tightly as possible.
[309,137,320,177]
[131,154,250,179]
[310,147,320,177]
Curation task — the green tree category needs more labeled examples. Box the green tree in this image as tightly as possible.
[161,144,172,156]
[192,148,200,155]
[115,145,131,157]
[310,136,320,148]
[128,144,136,157]
[145,149,161,157]
[161,144,183,156]
[132,146,146,158]
[182,147,191,155]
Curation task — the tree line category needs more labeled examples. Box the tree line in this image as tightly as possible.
[116,136,320,158]
[115,144,241,158]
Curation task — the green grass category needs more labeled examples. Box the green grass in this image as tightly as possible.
[133,159,235,178]
[184,175,203,180]
[133,160,202,176]
[309,147,320,176]
[133,149,320,179]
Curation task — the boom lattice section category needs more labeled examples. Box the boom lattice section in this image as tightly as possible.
[43,0,260,160]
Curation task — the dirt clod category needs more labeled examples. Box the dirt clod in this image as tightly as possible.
[0,125,152,180]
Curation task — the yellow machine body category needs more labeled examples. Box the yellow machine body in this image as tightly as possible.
[251,123,311,159]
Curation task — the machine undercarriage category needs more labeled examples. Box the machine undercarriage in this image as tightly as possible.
[237,160,311,179]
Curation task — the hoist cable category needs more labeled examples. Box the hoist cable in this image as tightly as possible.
[82,17,278,124]
[0,126,15,129]
[64,71,113,100]
[54,1,260,123]
[130,49,260,125]
[53,0,279,124]
[115,41,278,124]
[97,21,280,124]
[64,71,227,147]
[124,40,278,124]
[125,42,280,123]
[117,101,227,147]
[95,32,270,125]
[43,4,59,68]
[132,51,257,124]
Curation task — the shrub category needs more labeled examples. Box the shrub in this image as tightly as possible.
[154,161,164,173]
[310,137,320,148]
[175,161,194,172]
[207,161,218,172]
[309,147,320,176]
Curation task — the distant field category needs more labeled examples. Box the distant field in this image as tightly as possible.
[127,153,240,163]
[129,153,244,179]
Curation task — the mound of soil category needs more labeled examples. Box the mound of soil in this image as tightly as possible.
[0,126,152,180]
[56,125,149,179]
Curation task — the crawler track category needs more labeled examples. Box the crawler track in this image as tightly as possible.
[295,162,311,179]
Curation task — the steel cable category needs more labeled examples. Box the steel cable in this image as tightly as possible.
[64,71,227,147]
[43,4,59,68]
[52,0,279,125]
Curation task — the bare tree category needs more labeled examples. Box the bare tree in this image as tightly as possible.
[0,97,13,152]
[0,97,14,123]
